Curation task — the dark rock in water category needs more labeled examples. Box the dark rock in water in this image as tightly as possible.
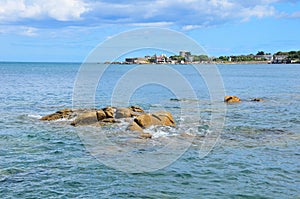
[170,98,180,101]
[251,98,263,102]
[40,109,73,121]
[224,96,241,103]
[71,111,98,126]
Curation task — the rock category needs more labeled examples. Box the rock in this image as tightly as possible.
[127,121,143,132]
[101,118,119,123]
[134,114,157,128]
[224,96,241,103]
[96,109,107,121]
[129,106,144,113]
[103,107,115,118]
[40,108,73,121]
[134,111,175,129]
[140,133,152,139]
[71,111,98,126]
[41,107,176,136]
[153,111,176,126]
[251,98,263,102]
[115,108,133,119]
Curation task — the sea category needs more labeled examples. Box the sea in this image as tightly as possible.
[0,62,299,198]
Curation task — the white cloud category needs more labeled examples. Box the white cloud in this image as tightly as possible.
[289,11,300,18]
[0,0,297,31]
[182,25,203,31]
[240,5,276,21]
[0,0,89,22]
[130,22,174,27]
[0,25,38,36]
[20,26,38,36]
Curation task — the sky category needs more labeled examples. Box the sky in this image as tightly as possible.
[0,0,299,62]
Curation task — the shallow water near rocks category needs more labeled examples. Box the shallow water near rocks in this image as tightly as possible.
[1,62,300,198]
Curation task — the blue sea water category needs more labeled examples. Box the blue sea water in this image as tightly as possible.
[0,62,300,198]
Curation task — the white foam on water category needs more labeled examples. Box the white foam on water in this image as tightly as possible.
[145,128,169,138]
[27,114,42,119]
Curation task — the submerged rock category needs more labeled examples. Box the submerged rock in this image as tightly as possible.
[251,98,263,102]
[140,133,152,139]
[224,96,241,103]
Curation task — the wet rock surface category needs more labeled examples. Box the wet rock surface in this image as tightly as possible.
[224,96,241,103]
[41,106,175,139]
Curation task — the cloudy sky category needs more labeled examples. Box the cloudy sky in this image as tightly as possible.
[0,0,299,62]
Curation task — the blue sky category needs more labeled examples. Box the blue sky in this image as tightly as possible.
[0,0,299,62]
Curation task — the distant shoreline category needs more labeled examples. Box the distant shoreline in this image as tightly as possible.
[1,61,300,65]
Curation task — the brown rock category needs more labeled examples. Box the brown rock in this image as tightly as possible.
[134,111,175,128]
[71,111,98,126]
[134,114,157,128]
[103,107,115,118]
[115,108,133,119]
[152,111,176,126]
[96,109,106,121]
[101,118,118,123]
[224,96,241,103]
[129,106,144,113]
[40,108,73,121]
[127,121,143,132]
[140,133,152,139]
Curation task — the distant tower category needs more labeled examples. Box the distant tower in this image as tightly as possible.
[179,51,186,57]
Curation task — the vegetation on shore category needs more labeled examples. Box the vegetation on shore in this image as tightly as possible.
[111,50,300,64]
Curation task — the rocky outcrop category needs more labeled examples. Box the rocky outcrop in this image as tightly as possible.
[41,106,175,139]
[224,96,241,103]
[127,111,175,135]
[40,109,73,121]
[115,107,140,119]
[103,107,115,118]
[71,111,98,126]
[129,106,144,113]
[133,111,175,128]
[96,109,107,121]
[127,120,144,132]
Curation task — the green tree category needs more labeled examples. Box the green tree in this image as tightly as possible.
[257,51,265,55]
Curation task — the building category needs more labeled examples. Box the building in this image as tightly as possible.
[272,55,291,64]
[254,54,273,61]
[179,51,191,57]
[179,51,193,62]
[155,55,166,64]
[125,58,137,64]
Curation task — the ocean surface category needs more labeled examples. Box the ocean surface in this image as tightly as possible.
[0,62,299,198]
